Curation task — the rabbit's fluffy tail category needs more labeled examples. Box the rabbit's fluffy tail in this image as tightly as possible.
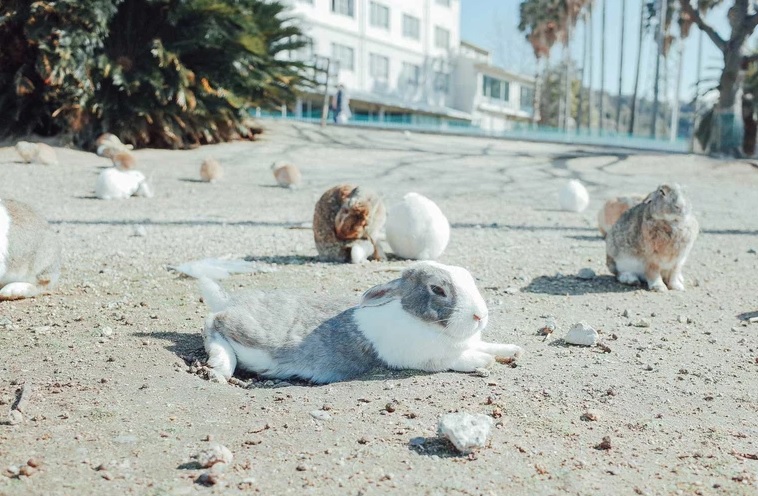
[199,277,229,312]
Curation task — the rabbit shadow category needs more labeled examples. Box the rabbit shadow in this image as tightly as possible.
[522,274,638,295]
[737,311,758,322]
[565,235,603,242]
[178,178,207,183]
[407,437,471,458]
[243,254,320,265]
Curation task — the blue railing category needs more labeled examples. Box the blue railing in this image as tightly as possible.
[253,109,691,153]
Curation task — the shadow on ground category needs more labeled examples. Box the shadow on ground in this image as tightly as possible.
[522,274,638,295]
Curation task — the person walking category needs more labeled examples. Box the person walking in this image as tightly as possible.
[330,84,351,124]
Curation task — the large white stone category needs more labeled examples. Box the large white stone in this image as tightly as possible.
[437,412,493,453]
[565,322,598,346]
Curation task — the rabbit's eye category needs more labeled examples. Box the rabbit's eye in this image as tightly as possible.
[430,285,446,297]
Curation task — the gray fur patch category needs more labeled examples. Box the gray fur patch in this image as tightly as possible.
[400,265,457,327]
[1,200,61,287]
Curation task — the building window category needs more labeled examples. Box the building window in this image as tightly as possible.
[331,0,354,17]
[331,43,354,71]
[436,0,451,6]
[288,35,314,62]
[370,2,390,29]
[402,62,420,86]
[521,86,535,111]
[482,75,510,102]
[434,26,450,49]
[434,71,450,93]
[370,53,389,81]
[402,14,420,40]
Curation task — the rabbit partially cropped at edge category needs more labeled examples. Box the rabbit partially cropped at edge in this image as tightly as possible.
[606,184,698,291]
[199,261,523,384]
[0,199,61,300]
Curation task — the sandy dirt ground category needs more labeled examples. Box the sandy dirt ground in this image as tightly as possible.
[1,121,757,495]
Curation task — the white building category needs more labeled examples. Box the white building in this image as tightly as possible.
[454,41,536,132]
[282,0,534,129]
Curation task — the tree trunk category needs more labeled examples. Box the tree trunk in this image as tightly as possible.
[708,50,744,155]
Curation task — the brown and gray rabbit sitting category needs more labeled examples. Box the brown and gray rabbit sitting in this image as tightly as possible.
[0,199,61,300]
[199,261,523,384]
[606,184,698,291]
[312,184,386,263]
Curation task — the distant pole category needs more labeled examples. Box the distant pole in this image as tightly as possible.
[629,0,645,136]
[320,57,331,128]
[615,0,626,133]
[690,28,704,151]
[563,20,573,132]
[577,12,589,131]
[651,0,667,139]
[670,39,684,141]
[599,0,606,135]
[588,2,594,132]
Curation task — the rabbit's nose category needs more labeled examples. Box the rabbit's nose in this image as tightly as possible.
[473,313,484,322]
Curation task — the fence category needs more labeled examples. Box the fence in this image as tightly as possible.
[253,108,691,154]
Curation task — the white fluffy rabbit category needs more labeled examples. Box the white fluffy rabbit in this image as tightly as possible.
[200,261,523,384]
[385,192,450,260]
[0,199,61,300]
[559,179,590,212]
[95,168,152,200]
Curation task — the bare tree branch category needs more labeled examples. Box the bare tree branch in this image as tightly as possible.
[678,0,727,53]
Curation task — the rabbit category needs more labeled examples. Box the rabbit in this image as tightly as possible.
[199,261,524,384]
[597,195,644,238]
[0,199,61,300]
[111,151,137,171]
[271,162,302,188]
[95,167,152,200]
[200,158,223,183]
[386,192,450,260]
[14,142,58,165]
[312,184,386,263]
[95,133,133,158]
[559,179,590,212]
[15,142,37,163]
[606,184,698,291]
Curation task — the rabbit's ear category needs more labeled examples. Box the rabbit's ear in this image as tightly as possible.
[643,191,656,204]
[360,278,403,307]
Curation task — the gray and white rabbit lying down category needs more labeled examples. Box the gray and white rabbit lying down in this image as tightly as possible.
[199,261,524,384]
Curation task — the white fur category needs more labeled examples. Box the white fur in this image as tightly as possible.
[0,201,9,279]
[385,193,450,260]
[172,258,277,280]
[199,278,229,312]
[203,313,276,380]
[95,168,148,200]
[350,240,373,264]
[15,142,37,163]
[559,180,590,213]
[615,255,645,285]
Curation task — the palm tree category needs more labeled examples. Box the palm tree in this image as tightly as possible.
[0,0,311,148]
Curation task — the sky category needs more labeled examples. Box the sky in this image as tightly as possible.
[460,0,742,103]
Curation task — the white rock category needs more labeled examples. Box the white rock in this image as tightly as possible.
[132,225,147,237]
[559,180,590,212]
[437,412,493,453]
[309,410,331,421]
[565,322,598,346]
[196,444,233,468]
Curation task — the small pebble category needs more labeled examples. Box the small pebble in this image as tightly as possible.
[622,309,630,318]
[595,436,612,450]
[577,268,596,280]
[581,410,600,421]
[196,444,233,468]
[633,319,651,328]
[195,472,218,486]
[132,225,147,237]
[309,410,331,421]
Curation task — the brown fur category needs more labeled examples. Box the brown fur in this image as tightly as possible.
[312,184,386,262]
[597,195,644,237]
[605,184,698,291]
[200,158,223,182]
[112,152,137,171]
[272,163,302,188]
